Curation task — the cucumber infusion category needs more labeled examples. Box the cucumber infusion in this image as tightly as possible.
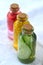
[18,24,37,64]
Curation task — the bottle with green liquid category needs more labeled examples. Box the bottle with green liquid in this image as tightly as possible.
[18,24,37,64]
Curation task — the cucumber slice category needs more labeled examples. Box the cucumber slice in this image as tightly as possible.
[18,35,31,59]
[23,35,32,45]
[23,35,33,50]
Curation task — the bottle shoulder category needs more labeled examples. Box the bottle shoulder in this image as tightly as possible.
[19,32,37,40]
[13,20,23,29]
[23,21,30,25]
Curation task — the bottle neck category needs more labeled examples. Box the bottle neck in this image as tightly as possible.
[18,19,28,22]
[22,30,33,35]
[10,10,19,14]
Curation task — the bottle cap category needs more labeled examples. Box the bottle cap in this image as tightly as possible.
[17,13,28,21]
[22,24,34,34]
[10,3,19,12]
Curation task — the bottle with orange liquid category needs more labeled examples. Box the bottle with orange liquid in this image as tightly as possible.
[13,13,30,50]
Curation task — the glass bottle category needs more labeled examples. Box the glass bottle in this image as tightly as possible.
[7,3,21,40]
[13,13,30,50]
[18,24,37,64]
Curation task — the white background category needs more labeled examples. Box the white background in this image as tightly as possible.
[0,0,43,19]
[0,0,43,45]
[0,0,43,65]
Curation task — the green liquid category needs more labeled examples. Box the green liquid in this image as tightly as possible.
[18,56,35,64]
[18,32,36,64]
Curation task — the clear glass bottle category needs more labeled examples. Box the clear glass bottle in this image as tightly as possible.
[18,24,37,64]
[7,3,21,40]
[13,13,30,50]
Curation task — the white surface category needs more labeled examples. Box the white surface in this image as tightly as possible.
[0,28,43,65]
[0,11,43,65]
[0,23,43,65]
[0,0,43,65]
